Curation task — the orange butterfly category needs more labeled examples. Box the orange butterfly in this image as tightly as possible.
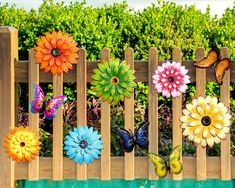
[194,49,231,85]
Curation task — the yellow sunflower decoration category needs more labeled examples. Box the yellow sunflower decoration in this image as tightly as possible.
[4,126,41,163]
[180,96,231,148]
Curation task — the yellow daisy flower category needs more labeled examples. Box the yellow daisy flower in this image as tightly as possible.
[180,96,231,148]
[4,126,41,163]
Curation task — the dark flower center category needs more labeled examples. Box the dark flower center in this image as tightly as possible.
[110,76,119,85]
[201,116,211,126]
[51,48,61,57]
[168,76,174,83]
[79,140,88,149]
[20,142,26,147]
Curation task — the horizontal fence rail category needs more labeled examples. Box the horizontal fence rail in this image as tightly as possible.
[0,27,235,188]
[14,157,235,180]
[15,60,235,82]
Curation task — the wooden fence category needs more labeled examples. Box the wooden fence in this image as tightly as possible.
[0,27,235,187]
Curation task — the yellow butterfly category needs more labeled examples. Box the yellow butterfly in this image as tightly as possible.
[148,145,182,178]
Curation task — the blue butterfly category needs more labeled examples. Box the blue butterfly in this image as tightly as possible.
[114,122,149,152]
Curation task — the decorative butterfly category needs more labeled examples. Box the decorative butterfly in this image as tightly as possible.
[148,145,182,178]
[114,122,149,152]
[30,84,67,120]
[194,49,231,85]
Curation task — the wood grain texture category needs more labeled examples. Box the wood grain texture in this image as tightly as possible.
[15,157,235,180]
[28,49,40,180]
[0,26,17,188]
[172,48,183,180]
[76,48,88,180]
[100,48,111,180]
[52,74,64,180]
[195,48,207,180]
[124,48,135,180]
[148,47,158,180]
[15,59,235,83]
[220,47,231,180]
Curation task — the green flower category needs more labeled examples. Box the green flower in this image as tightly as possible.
[91,59,136,104]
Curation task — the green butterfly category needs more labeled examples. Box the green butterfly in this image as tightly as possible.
[148,145,183,178]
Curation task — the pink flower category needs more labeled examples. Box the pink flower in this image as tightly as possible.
[152,61,190,98]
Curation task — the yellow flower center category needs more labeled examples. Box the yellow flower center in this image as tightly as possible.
[51,48,61,57]
[110,76,119,85]
[168,76,174,83]
[20,142,26,147]
[201,116,211,126]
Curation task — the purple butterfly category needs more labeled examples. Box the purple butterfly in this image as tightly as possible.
[30,84,67,120]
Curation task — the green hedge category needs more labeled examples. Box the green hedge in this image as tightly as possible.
[2,0,235,156]
[0,0,234,60]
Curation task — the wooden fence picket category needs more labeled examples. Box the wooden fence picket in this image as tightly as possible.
[124,48,135,180]
[52,74,64,180]
[172,48,183,180]
[100,48,111,180]
[220,47,231,180]
[28,49,40,180]
[0,26,18,188]
[195,48,207,180]
[148,47,158,180]
[76,48,88,180]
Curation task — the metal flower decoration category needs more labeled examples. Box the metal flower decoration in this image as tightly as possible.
[35,30,79,75]
[152,61,190,98]
[4,126,41,163]
[91,59,136,103]
[64,126,103,165]
[180,96,231,148]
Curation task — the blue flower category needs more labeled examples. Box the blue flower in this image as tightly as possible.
[64,126,103,165]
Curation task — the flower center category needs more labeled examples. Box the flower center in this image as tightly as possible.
[168,76,174,83]
[51,48,61,57]
[20,142,26,147]
[110,76,119,85]
[79,140,88,149]
[201,116,211,126]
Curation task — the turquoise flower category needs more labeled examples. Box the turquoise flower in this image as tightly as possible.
[64,126,103,165]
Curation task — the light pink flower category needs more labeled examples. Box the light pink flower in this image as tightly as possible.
[152,61,190,98]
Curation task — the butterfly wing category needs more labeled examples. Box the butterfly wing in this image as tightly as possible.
[194,50,218,68]
[135,122,149,149]
[169,145,183,175]
[30,84,45,114]
[215,58,231,85]
[114,127,135,152]
[148,153,167,178]
[44,96,67,120]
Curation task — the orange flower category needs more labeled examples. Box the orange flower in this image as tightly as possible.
[35,30,79,75]
[4,126,41,163]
